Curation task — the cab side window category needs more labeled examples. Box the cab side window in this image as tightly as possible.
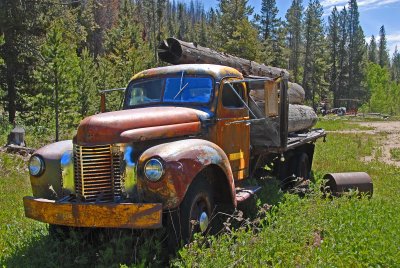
[222,82,245,108]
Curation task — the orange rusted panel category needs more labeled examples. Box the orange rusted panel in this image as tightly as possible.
[120,122,200,142]
[23,196,162,229]
[214,79,250,180]
[76,106,208,146]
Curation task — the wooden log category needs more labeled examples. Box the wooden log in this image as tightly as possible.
[288,104,317,133]
[252,100,317,133]
[158,37,290,79]
[288,82,305,105]
[250,82,305,105]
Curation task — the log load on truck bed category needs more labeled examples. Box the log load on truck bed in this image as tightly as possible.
[23,37,327,249]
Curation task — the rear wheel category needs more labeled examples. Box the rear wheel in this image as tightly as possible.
[293,153,310,180]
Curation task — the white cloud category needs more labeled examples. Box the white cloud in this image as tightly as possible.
[387,33,400,55]
[387,33,400,42]
[321,0,400,10]
[365,33,400,56]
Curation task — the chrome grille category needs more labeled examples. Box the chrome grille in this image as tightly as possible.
[74,144,121,202]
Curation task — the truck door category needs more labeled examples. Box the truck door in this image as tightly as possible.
[215,79,250,181]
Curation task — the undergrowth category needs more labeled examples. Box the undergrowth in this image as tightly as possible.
[390,148,400,161]
[1,122,400,267]
[173,132,400,267]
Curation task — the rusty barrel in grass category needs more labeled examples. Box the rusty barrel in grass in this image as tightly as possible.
[323,172,373,197]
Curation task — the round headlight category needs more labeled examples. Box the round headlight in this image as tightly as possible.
[144,159,164,182]
[29,155,45,176]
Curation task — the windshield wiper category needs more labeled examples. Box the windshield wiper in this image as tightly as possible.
[174,71,189,99]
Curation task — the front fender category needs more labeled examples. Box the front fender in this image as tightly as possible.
[29,140,72,199]
[137,139,236,209]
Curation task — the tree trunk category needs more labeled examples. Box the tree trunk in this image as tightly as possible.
[158,37,290,79]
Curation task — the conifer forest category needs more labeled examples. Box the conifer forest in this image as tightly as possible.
[1,0,400,139]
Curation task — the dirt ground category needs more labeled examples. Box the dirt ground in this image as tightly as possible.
[326,121,400,166]
[358,121,400,167]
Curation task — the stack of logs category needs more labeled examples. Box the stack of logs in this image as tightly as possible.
[158,37,318,133]
[250,82,317,133]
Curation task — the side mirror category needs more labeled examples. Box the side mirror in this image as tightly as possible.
[98,88,126,113]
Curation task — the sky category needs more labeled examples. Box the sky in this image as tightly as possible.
[185,0,400,56]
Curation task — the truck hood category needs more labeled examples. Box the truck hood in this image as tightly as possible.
[76,107,210,146]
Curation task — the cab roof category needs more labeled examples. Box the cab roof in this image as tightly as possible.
[130,64,243,82]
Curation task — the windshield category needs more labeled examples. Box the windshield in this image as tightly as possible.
[124,76,213,108]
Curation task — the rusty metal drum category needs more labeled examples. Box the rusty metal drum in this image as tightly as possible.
[323,172,373,197]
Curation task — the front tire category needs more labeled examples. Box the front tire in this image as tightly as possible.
[167,175,215,250]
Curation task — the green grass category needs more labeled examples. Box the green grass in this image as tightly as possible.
[315,117,373,131]
[173,132,400,267]
[1,125,400,267]
[390,148,400,161]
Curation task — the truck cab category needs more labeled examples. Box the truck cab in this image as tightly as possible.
[23,64,323,245]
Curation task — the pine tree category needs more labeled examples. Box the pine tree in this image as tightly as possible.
[30,20,80,141]
[104,0,153,85]
[285,0,303,83]
[78,0,100,56]
[392,46,400,82]
[327,6,340,105]
[347,0,366,100]
[259,0,279,40]
[302,0,326,107]
[256,0,287,67]
[337,7,349,107]
[378,25,390,68]
[77,48,97,117]
[217,0,260,60]
[0,0,45,123]
[368,35,378,63]
[217,0,253,44]
[0,35,4,66]
[226,19,260,60]
[177,3,186,40]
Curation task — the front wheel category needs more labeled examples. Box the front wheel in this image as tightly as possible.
[167,176,215,250]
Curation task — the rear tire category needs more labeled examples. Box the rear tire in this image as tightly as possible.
[293,153,310,180]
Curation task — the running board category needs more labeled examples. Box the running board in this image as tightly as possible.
[235,186,262,203]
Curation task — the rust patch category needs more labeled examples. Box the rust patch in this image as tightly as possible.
[120,122,201,142]
[75,106,208,146]
[23,196,162,229]
[137,139,236,209]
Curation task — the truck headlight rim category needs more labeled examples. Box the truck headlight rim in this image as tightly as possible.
[144,158,164,182]
[29,155,45,176]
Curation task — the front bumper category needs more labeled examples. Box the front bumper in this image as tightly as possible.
[23,196,162,229]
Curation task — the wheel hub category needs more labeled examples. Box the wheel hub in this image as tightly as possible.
[199,212,209,232]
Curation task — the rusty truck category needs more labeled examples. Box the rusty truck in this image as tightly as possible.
[23,39,328,246]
